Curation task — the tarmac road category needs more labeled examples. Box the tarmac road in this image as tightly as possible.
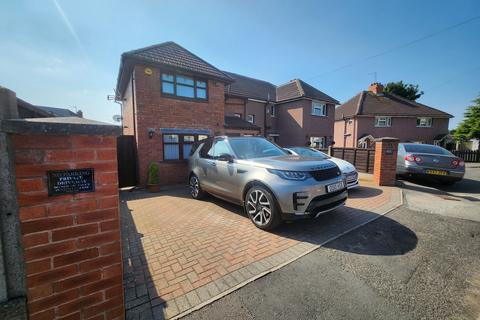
[183,206,480,320]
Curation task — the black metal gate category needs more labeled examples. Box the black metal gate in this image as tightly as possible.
[117,136,137,188]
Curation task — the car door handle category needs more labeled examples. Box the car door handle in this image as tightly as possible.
[209,161,216,167]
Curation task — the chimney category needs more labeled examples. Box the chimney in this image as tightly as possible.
[368,82,384,95]
[76,110,83,118]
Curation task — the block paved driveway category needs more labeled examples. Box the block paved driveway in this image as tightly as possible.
[121,177,400,319]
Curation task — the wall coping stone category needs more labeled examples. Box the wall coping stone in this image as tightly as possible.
[374,137,400,142]
[0,117,121,136]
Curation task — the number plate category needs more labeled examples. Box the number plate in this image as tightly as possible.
[327,181,344,193]
[425,169,448,176]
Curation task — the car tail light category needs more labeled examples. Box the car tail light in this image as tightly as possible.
[405,154,422,163]
[451,159,464,167]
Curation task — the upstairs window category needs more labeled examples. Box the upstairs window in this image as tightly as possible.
[247,114,255,124]
[271,105,276,117]
[311,102,326,116]
[161,73,208,100]
[374,116,392,127]
[417,117,432,127]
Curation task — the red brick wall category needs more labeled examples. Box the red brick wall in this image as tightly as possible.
[245,100,266,135]
[276,99,335,147]
[133,65,226,185]
[225,97,245,118]
[13,134,124,320]
[121,76,135,136]
[356,116,449,145]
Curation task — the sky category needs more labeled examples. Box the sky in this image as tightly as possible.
[1,0,479,129]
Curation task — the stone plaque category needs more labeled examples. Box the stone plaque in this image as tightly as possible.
[47,168,95,196]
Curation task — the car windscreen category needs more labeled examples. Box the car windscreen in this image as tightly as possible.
[290,147,329,159]
[229,138,287,159]
[403,144,453,155]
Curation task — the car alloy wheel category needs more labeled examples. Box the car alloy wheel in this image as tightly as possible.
[189,175,200,198]
[246,189,272,226]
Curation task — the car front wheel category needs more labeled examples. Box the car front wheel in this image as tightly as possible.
[245,186,282,230]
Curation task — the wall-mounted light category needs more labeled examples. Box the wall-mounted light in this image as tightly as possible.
[148,128,155,139]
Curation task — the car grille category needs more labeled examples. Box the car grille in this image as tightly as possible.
[310,166,341,181]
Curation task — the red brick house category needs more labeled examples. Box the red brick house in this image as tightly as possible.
[334,83,453,148]
[115,41,338,185]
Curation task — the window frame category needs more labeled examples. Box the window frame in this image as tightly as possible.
[374,116,392,127]
[247,114,255,124]
[160,72,208,101]
[310,136,326,148]
[416,117,433,127]
[311,101,327,117]
[271,105,276,117]
[162,133,208,161]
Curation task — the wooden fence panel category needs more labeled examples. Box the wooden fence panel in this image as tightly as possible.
[451,150,480,162]
[328,147,375,173]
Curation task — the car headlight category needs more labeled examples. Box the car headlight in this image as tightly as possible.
[267,169,311,181]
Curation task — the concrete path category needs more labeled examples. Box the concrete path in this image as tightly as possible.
[120,176,401,319]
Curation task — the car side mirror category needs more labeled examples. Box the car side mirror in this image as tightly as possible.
[217,153,234,163]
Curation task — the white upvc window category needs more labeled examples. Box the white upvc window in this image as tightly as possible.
[374,116,392,127]
[247,114,255,124]
[416,117,432,127]
[311,101,326,116]
[310,136,326,148]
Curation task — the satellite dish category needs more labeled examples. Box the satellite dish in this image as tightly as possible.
[112,115,122,122]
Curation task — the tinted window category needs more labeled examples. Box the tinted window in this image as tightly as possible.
[213,140,231,157]
[403,144,452,155]
[229,138,286,159]
[290,147,329,159]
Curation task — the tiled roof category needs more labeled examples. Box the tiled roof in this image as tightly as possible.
[224,116,260,130]
[17,98,79,118]
[276,79,339,104]
[335,91,452,120]
[123,42,233,82]
[35,106,78,117]
[223,71,276,101]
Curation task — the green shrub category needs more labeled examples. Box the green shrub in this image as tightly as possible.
[147,162,160,185]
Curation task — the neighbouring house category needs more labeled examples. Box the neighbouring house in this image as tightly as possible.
[16,97,83,118]
[334,83,452,148]
[115,41,339,185]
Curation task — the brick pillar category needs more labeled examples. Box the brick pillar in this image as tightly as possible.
[373,137,399,186]
[12,133,124,319]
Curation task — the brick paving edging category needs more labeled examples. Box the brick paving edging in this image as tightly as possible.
[164,187,403,319]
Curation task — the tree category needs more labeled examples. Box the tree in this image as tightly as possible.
[384,81,424,101]
[453,95,480,141]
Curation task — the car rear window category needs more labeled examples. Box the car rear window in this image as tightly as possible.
[403,144,453,155]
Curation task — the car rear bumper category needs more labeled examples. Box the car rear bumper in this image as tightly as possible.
[403,166,465,181]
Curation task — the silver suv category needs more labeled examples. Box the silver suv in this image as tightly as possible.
[188,136,347,230]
